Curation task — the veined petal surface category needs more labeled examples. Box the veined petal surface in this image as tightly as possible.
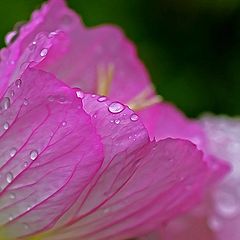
[0,68,103,239]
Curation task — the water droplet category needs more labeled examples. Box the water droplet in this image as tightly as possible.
[91,94,96,98]
[58,96,65,103]
[215,191,239,218]
[23,98,29,106]
[15,79,22,88]
[10,90,15,97]
[9,215,13,221]
[208,216,222,231]
[97,96,107,102]
[48,95,54,102]
[48,31,57,38]
[6,172,13,183]
[40,48,48,57]
[115,119,120,124]
[27,206,31,211]
[108,102,125,114]
[62,121,67,127]
[5,31,17,46]
[23,161,28,168]
[93,114,97,118]
[23,223,30,230]
[130,114,139,121]
[2,97,10,110]
[3,122,9,130]
[75,89,84,98]
[9,192,16,199]
[9,148,17,157]
[29,41,37,51]
[30,150,38,161]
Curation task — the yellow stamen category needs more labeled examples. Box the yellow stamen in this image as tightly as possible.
[127,87,163,111]
[96,64,162,111]
[128,95,162,111]
[97,63,114,96]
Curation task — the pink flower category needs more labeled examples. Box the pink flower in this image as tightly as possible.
[0,0,228,239]
[151,116,240,240]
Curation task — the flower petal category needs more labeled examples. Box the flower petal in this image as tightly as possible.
[150,115,240,240]
[0,68,103,239]
[35,94,219,240]
[0,0,152,104]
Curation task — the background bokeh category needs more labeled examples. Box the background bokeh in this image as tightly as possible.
[0,0,240,117]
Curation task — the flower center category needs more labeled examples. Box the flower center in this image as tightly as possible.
[96,63,162,111]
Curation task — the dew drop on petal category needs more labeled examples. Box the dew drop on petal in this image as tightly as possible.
[108,102,125,114]
[23,98,29,106]
[2,97,10,110]
[15,79,22,88]
[130,114,139,122]
[214,191,239,218]
[10,90,15,97]
[23,161,28,168]
[6,172,13,183]
[30,150,38,161]
[75,89,84,98]
[48,95,54,102]
[115,119,120,124]
[23,223,30,230]
[9,192,16,199]
[5,31,17,46]
[48,31,57,38]
[3,122,9,130]
[62,121,67,127]
[8,215,13,221]
[9,148,17,157]
[40,48,48,57]
[97,96,107,102]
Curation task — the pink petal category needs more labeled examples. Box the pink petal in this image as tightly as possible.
[200,116,240,240]
[0,0,152,104]
[35,93,220,240]
[138,102,206,145]
[148,116,240,240]
[0,68,103,238]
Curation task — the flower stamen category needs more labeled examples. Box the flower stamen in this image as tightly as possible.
[127,87,163,111]
[97,63,114,96]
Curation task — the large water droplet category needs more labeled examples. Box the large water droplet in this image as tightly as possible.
[9,148,17,157]
[108,102,125,114]
[130,114,139,122]
[2,97,10,110]
[30,150,38,161]
[6,172,13,183]
[40,48,48,57]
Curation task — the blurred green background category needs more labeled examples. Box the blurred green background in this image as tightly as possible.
[0,0,240,117]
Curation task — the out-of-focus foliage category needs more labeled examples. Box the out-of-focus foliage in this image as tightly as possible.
[0,0,240,117]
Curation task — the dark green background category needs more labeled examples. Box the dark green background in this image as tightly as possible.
[1,0,240,117]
